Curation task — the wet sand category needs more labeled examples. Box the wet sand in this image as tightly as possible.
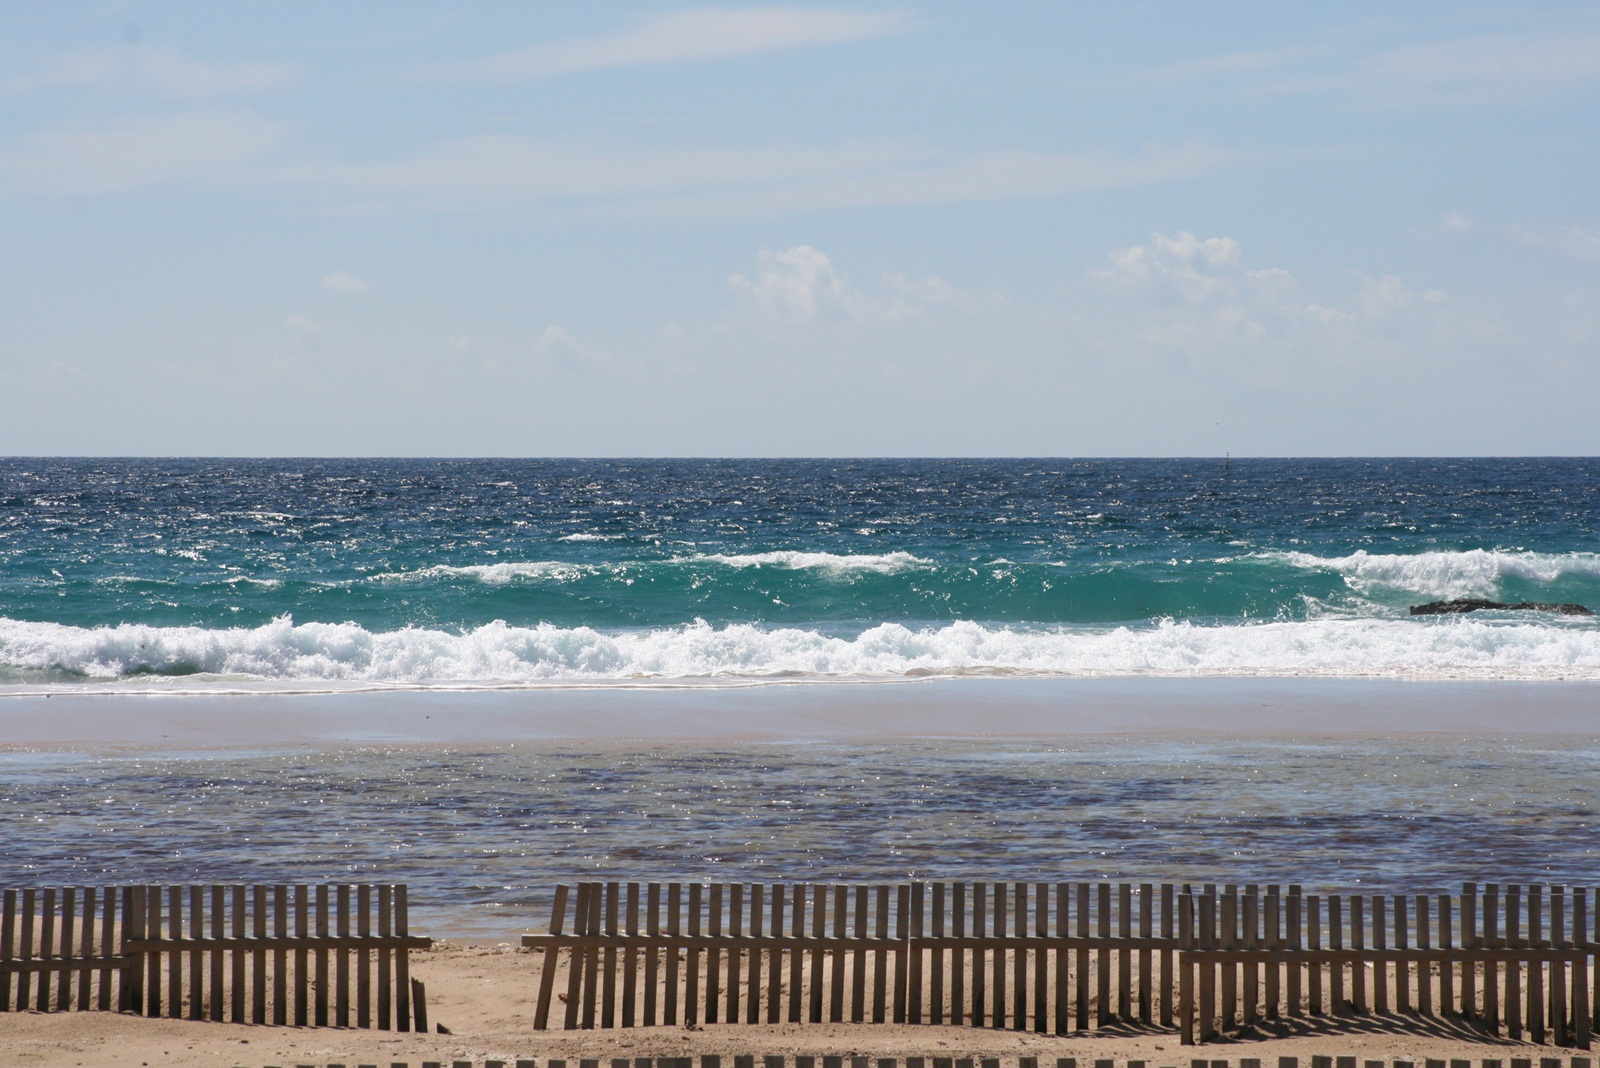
[3,677,1599,749]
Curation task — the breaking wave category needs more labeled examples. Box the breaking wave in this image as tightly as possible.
[3,613,1597,687]
[678,551,931,574]
[1260,549,1600,601]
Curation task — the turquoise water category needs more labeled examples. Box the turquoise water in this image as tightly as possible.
[2,457,1598,684]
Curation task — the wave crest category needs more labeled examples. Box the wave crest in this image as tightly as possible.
[685,551,930,575]
[1262,549,1600,600]
[2,614,1597,686]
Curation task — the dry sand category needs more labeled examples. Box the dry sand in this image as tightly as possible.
[0,941,1582,1068]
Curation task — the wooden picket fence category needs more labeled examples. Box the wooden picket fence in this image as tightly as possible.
[0,884,431,1029]
[227,1060,1600,1068]
[524,882,1595,1048]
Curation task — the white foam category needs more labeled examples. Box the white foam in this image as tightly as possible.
[685,551,930,575]
[374,561,601,584]
[2,614,1597,686]
[1261,549,1600,600]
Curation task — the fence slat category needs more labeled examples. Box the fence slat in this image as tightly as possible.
[185,885,201,1020]
[991,881,1006,1029]
[744,884,761,1024]
[1,888,14,1012]
[704,883,720,1026]
[315,884,330,1028]
[830,884,847,1024]
[144,885,161,1017]
[624,882,640,1028]
[294,884,309,1027]
[950,882,965,1028]
[665,883,681,1027]
[889,882,902,1023]
[787,884,804,1024]
[1055,883,1070,1035]
[646,882,662,1026]
[728,883,744,1025]
[395,884,412,1031]
[209,886,225,1023]
[1160,882,1175,1029]
[1463,883,1478,1020]
[766,884,784,1025]
[272,884,288,1026]
[336,883,352,1029]
[605,882,621,1029]
[80,887,98,1013]
[357,883,373,1029]
[1039,882,1053,1033]
[1118,883,1132,1026]
[1573,889,1591,1048]
[98,886,116,1012]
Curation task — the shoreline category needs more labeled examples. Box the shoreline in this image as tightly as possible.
[2,676,1598,751]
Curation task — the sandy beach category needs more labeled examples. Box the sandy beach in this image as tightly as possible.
[4,679,1597,1065]
[2,938,1589,1068]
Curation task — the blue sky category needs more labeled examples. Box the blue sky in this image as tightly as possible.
[2,2,1597,456]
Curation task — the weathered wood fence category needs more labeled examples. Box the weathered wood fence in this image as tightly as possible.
[0,884,431,1029]
[215,1060,1600,1068]
[523,882,1595,1048]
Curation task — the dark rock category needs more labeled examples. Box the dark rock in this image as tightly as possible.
[1410,598,1593,616]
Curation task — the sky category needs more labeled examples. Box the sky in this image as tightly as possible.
[1,2,1597,457]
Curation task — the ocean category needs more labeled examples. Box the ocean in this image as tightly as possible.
[1,457,1598,686]
[3,457,1598,936]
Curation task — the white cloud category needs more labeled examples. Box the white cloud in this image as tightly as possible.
[1090,231,1488,386]
[6,45,300,96]
[533,325,611,376]
[420,6,911,84]
[729,245,1005,322]
[0,112,287,194]
[1358,274,1414,318]
[1441,212,1475,233]
[730,246,853,319]
[1094,231,1255,305]
[320,271,372,292]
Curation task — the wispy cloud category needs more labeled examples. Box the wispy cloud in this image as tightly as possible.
[418,6,912,84]
[0,112,288,194]
[729,245,1007,322]
[286,135,919,200]
[283,136,1232,215]
[5,45,301,97]
[320,270,372,292]
[1506,223,1600,265]
[1142,30,1600,108]
[1139,44,1325,86]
